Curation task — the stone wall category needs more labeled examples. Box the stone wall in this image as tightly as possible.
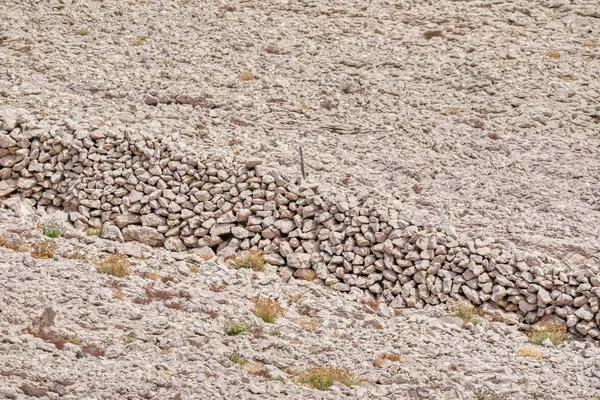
[1,107,599,340]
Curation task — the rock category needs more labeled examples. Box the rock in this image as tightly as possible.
[188,246,215,259]
[438,316,464,328]
[122,226,165,246]
[286,253,311,269]
[293,268,316,281]
[165,237,187,252]
[100,223,123,242]
[19,383,48,398]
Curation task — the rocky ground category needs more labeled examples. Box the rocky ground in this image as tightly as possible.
[2,199,600,400]
[0,0,599,261]
[2,0,600,399]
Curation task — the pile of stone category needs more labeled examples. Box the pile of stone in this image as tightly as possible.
[1,107,599,340]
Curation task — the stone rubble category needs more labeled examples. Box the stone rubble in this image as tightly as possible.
[1,202,600,400]
[1,110,600,343]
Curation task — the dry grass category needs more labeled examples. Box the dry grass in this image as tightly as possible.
[373,352,402,368]
[252,296,284,323]
[188,265,200,273]
[230,250,266,272]
[76,28,89,36]
[516,346,542,360]
[209,281,227,292]
[31,239,56,259]
[527,323,567,347]
[240,70,256,81]
[0,235,30,252]
[59,249,87,260]
[132,35,148,46]
[297,367,361,391]
[450,301,481,325]
[296,316,320,332]
[445,107,461,115]
[289,293,304,303]
[85,225,102,237]
[545,50,561,59]
[473,387,509,400]
[95,254,131,278]
[224,319,253,336]
[584,42,597,48]
[360,296,380,312]
[112,288,124,300]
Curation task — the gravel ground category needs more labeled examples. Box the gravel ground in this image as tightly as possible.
[0,0,599,262]
[2,200,600,400]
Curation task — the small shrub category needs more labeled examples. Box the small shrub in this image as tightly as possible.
[298,367,360,391]
[545,50,560,59]
[473,387,509,400]
[527,323,567,347]
[133,296,152,305]
[204,309,219,319]
[132,35,148,46]
[0,235,30,252]
[77,28,89,36]
[95,254,131,278]
[270,327,281,337]
[42,220,64,238]
[60,333,82,345]
[230,250,266,272]
[188,265,200,273]
[81,343,105,357]
[113,288,124,299]
[224,319,253,336]
[85,225,103,237]
[24,326,66,350]
[31,239,56,259]
[373,352,402,368]
[252,296,284,323]
[164,300,185,310]
[297,304,317,317]
[516,346,542,360]
[140,271,159,280]
[240,70,256,81]
[450,301,481,325]
[161,275,177,284]
[226,350,246,366]
[296,316,320,332]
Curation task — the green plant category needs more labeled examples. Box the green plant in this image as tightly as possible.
[473,387,509,400]
[252,296,284,323]
[527,323,567,347]
[226,350,246,366]
[297,367,360,391]
[132,35,148,46]
[450,301,481,325]
[270,327,281,337]
[95,254,131,278]
[42,220,64,238]
[230,250,266,271]
[85,225,103,237]
[224,319,253,336]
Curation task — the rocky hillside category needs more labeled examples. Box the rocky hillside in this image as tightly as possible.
[1,198,600,400]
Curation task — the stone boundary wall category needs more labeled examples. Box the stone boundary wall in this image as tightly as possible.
[1,108,599,340]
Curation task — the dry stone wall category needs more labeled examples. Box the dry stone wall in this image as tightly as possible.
[1,107,600,340]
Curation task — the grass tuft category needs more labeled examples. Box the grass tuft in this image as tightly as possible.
[95,254,131,278]
[231,250,266,272]
[450,301,481,325]
[85,225,103,237]
[373,352,402,368]
[224,319,253,336]
[132,35,148,46]
[545,50,560,59]
[252,296,284,323]
[240,70,256,81]
[297,367,360,391]
[31,239,56,259]
[0,235,30,252]
[527,323,567,347]
[516,346,542,360]
[226,350,246,366]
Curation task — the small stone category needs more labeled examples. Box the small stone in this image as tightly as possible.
[438,316,464,329]
[286,253,312,269]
